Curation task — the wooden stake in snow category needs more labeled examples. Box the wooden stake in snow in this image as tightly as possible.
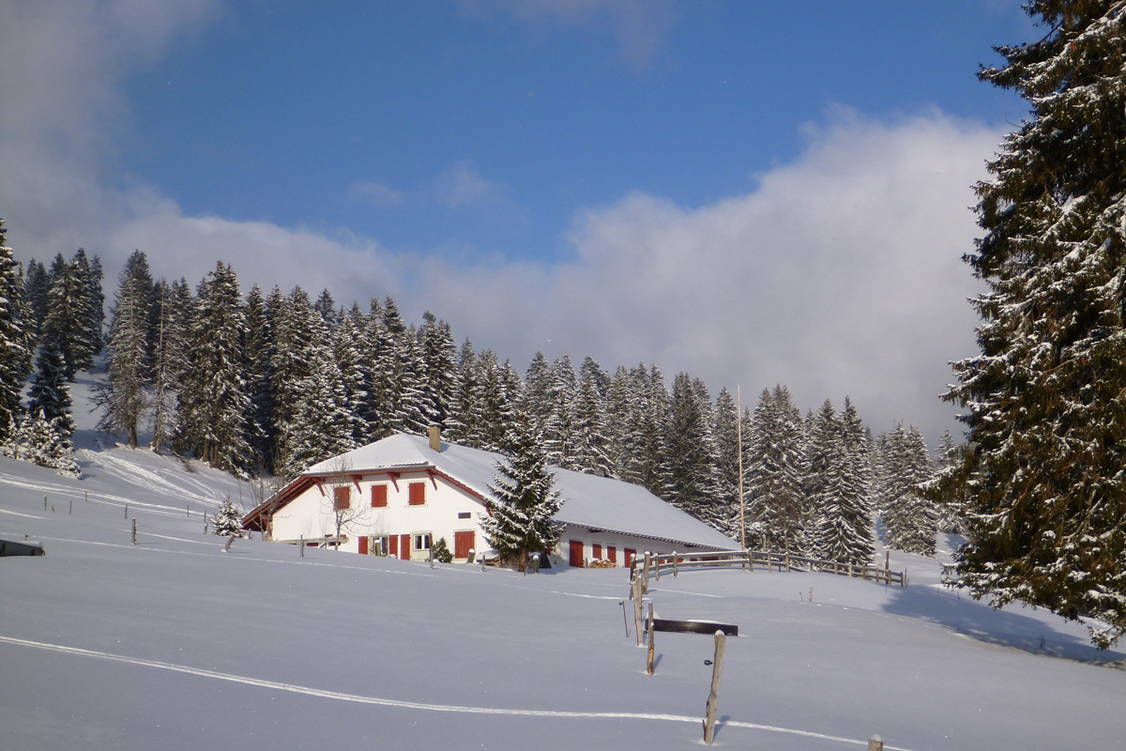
[620,600,630,638]
[702,630,726,745]
[203,513,208,534]
[84,491,88,503]
[299,535,304,558]
[868,735,884,751]
[633,582,643,648]
[124,504,128,519]
[131,519,137,545]
[646,602,656,675]
[69,499,72,515]
[43,496,47,510]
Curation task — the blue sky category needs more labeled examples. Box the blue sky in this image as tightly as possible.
[121,1,1028,261]
[1,1,1037,441]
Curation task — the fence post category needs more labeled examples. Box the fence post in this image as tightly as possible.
[124,504,128,519]
[702,630,726,744]
[642,552,651,594]
[646,602,656,675]
[69,499,72,515]
[673,551,678,578]
[655,553,661,581]
[203,513,208,534]
[868,735,884,750]
[633,581,643,648]
[620,600,631,639]
[299,535,304,557]
[131,518,137,545]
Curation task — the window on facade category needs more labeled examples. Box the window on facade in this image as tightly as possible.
[408,482,426,505]
[333,486,350,510]
[457,511,471,519]
[372,535,390,555]
[371,485,388,508]
[592,544,603,560]
[413,533,432,551]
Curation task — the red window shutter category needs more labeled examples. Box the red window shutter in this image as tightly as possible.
[607,546,617,564]
[333,486,350,511]
[592,544,602,560]
[389,535,398,556]
[624,548,636,567]
[399,534,411,560]
[371,485,388,507]
[408,482,425,505]
[358,536,368,555]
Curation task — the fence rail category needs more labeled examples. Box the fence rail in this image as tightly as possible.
[629,549,907,588]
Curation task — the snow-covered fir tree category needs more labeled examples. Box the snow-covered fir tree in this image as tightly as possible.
[97,250,153,447]
[521,351,553,433]
[27,335,75,439]
[4,409,79,477]
[746,385,806,553]
[23,258,49,342]
[418,311,459,433]
[271,287,354,478]
[0,220,31,441]
[446,338,478,446]
[813,397,874,565]
[175,262,253,476]
[943,1,1126,648]
[211,499,244,536]
[662,372,722,527]
[569,357,613,477]
[42,250,100,379]
[483,413,564,572]
[881,424,937,556]
[542,355,577,467]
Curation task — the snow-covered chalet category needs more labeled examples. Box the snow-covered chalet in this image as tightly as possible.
[241,429,736,567]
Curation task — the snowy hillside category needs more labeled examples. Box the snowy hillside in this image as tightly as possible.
[2,374,1125,750]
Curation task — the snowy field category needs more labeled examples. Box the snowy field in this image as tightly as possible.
[2,378,1125,750]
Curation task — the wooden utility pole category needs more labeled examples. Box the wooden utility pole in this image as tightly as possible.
[737,385,745,550]
[646,602,656,675]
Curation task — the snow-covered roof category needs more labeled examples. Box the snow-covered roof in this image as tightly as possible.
[304,433,736,550]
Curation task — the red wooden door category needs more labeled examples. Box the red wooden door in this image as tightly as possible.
[624,548,636,567]
[399,533,411,560]
[569,540,584,568]
[358,536,368,555]
[607,546,617,564]
[454,531,475,559]
[389,535,398,557]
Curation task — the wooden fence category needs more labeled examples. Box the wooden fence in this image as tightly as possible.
[629,549,907,588]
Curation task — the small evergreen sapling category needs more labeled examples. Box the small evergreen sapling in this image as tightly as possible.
[211,499,244,537]
[431,537,453,563]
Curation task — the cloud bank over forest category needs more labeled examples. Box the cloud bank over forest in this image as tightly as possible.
[0,1,1001,441]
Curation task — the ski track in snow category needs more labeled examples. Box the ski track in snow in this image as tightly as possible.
[0,507,44,519]
[77,450,225,506]
[0,470,185,517]
[0,634,917,751]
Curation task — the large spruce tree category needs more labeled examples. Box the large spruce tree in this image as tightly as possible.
[483,414,564,572]
[0,220,30,439]
[98,251,153,447]
[944,1,1126,647]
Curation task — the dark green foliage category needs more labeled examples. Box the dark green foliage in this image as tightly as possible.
[98,250,153,447]
[944,1,1126,648]
[0,220,30,439]
[28,335,75,439]
[432,537,453,563]
[483,414,564,572]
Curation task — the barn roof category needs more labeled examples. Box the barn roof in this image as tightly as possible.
[293,433,737,550]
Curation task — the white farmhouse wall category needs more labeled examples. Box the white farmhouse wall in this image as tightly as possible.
[268,470,486,560]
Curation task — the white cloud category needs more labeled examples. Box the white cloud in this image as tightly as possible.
[433,161,506,209]
[417,109,1001,441]
[349,180,407,208]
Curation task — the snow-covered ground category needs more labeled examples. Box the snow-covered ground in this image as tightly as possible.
[2,375,1124,750]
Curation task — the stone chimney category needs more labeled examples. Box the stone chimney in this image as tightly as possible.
[428,424,442,452]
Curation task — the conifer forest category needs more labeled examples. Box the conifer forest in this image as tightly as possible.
[1,2,1124,651]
